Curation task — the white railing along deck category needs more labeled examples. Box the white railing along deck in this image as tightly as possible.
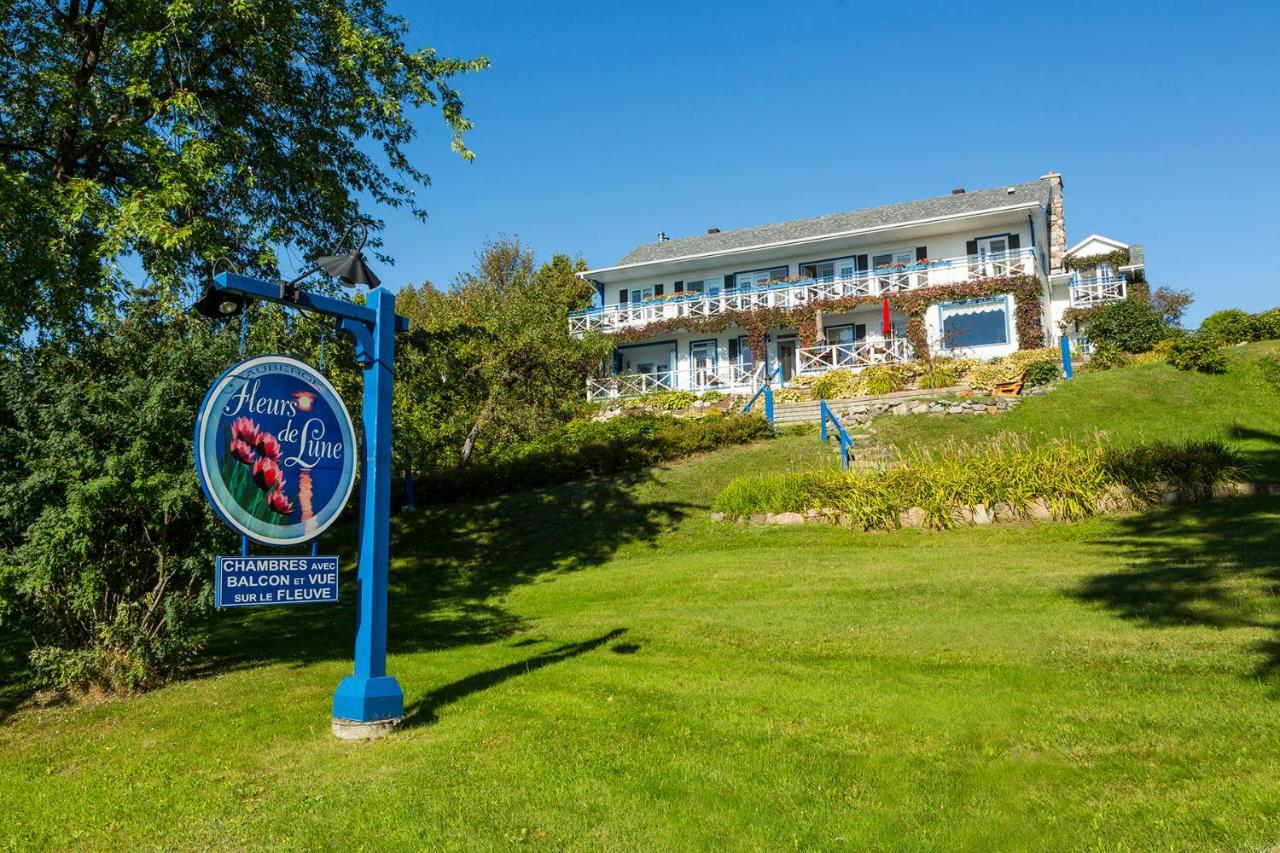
[797,338,913,373]
[586,362,767,402]
[1070,276,1127,307]
[569,248,1041,336]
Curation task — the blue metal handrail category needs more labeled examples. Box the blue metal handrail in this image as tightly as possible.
[742,383,774,425]
[819,399,853,471]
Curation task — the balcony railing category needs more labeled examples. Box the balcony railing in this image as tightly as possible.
[569,248,1041,336]
[797,338,913,373]
[586,362,766,402]
[1070,276,1127,307]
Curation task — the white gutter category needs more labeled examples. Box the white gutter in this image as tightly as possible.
[579,201,1044,279]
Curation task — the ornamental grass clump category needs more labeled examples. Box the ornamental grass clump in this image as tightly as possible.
[712,434,1243,530]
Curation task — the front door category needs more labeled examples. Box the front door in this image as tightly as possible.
[977,236,1009,277]
[690,340,716,388]
[777,338,797,383]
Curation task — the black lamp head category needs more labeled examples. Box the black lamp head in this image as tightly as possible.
[193,282,247,319]
[316,252,381,288]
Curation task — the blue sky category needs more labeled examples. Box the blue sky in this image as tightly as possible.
[373,0,1280,325]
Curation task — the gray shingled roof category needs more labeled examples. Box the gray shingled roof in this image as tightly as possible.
[617,179,1050,266]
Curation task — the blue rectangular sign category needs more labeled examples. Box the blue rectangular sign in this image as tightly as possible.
[215,555,339,608]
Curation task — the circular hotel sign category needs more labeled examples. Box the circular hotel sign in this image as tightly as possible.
[194,355,357,546]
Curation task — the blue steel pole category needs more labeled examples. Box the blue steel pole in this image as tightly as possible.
[1060,334,1074,380]
[332,286,403,723]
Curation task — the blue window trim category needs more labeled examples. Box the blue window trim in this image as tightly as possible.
[689,338,719,370]
[823,322,867,343]
[937,295,1013,349]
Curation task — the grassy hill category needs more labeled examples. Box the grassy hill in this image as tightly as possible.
[2,346,1280,849]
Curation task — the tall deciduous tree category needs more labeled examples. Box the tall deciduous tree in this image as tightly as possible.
[395,237,610,471]
[0,0,486,342]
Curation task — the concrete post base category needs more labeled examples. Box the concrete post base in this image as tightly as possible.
[331,716,402,741]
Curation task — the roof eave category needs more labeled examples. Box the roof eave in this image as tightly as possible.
[580,201,1044,280]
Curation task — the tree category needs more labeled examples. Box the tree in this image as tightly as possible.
[1149,287,1194,327]
[0,0,487,343]
[1199,309,1262,344]
[394,237,610,471]
[1086,297,1171,354]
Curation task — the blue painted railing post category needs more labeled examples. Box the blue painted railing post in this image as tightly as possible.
[1059,334,1073,380]
[332,286,404,725]
[764,385,774,424]
[820,400,829,443]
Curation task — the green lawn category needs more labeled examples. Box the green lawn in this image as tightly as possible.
[3,352,1280,849]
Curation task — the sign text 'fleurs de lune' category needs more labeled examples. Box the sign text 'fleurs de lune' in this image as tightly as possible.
[194,355,356,546]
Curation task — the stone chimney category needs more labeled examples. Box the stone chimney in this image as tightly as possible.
[1042,171,1066,272]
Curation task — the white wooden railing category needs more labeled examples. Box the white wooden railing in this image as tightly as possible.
[569,248,1041,336]
[586,362,768,402]
[797,338,913,373]
[1070,277,1127,307]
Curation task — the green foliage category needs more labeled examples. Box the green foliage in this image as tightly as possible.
[395,238,610,471]
[1198,309,1261,344]
[1256,308,1280,340]
[1087,343,1132,371]
[1167,335,1228,373]
[418,413,773,502]
[1024,359,1061,387]
[0,1,487,343]
[811,369,860,400]
[713,436,1241,529]
[773,387,809,404]
[698,391,724,403]
[811,365,911,399]
[0,298,328,691]
[642,390,697,411]
[965,361,1021,392]
[1085,298,1171,354]
[1063,249,1130,271]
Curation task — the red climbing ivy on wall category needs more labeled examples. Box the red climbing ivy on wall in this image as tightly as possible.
[610,275,1045,361]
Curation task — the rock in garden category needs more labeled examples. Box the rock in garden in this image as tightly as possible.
[772,512,805,525]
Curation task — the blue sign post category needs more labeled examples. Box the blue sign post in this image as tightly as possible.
[195,272,409,739]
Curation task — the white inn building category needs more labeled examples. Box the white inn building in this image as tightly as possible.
[570,173,1145,401]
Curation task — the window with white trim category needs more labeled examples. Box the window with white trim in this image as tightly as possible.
[940,297,1010,348]
[735,266,788,289]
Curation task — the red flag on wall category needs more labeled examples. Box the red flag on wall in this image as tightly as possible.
[882,298,892,337]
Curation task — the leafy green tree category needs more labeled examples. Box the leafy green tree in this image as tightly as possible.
[1086,297,1171,354]
[0,296,355,692]
[395,237,610,471]
[0,0,486,343]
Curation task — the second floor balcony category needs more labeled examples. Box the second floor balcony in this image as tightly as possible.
[1069,275,1127,307]
[570,248,1041,336]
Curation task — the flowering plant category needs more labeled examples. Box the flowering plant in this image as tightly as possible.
[219,417,293,521]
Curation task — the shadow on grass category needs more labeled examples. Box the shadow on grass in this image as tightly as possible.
[1229,423,1280,483]
[1076,495,1280,683]
[192,471,688,679]
[401,628,629,728]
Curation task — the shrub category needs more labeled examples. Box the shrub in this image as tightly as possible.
[421,413,773,502]
[698,390,724,403]
[1166,335,1227,373]
[1087,343,1131,371]
[965,361,1021,392]
[857,364,911,396]
[713,435,1241,530]
[774,387,809,404]
[1086,297,1171,353]
[644,389,697,410]
[811,369,860,400]
[917,368,957,390]
[1254,308,1280,341]
[1024,359,1060,386]
[1199,309,1260,344]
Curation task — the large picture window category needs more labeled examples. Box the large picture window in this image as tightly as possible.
[940,297,1010,348]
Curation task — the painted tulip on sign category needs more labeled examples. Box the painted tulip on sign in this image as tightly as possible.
[194,356,357,547]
